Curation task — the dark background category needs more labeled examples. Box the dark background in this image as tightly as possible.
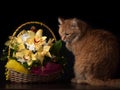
[0,2,119,89]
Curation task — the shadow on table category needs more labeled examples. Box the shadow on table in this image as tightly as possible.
[0,81,120,90]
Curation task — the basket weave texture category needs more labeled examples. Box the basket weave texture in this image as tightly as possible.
[8,69,61,83]
[6,21,62,83]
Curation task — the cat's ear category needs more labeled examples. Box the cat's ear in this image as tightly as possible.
[58,17,64,24]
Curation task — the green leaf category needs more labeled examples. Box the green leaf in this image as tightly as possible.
[50,40,62,55]
[0,47,8,61]
[22,62,29,69]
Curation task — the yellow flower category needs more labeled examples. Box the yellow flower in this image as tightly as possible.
[42,45,52,57]
[36,45,51,65]
[15,49,34,66]
[16,37,25,51]
[34,29,47,50]
[5,27,55,70]
[35,29,43,37]
[5,36,18,50]
[15,49,30,59]
[47,38,55,46]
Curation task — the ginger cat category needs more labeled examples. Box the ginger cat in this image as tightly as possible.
[58,17,120,88]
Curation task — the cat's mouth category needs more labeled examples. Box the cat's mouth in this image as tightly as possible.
[61,37,68,42]
[64,34,72,41]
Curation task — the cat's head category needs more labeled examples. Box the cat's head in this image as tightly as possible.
[58,17,88,43]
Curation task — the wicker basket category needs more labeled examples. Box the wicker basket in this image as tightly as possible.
[6,21,62,83]
[8,69,61,83]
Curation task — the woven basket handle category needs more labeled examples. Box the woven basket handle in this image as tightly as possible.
[8,21,56,59]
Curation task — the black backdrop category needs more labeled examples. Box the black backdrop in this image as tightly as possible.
[0,5,117,83]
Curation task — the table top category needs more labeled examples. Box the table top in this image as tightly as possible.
[0,81,120,90]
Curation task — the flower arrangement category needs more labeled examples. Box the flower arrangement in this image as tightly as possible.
[1,22,66,83]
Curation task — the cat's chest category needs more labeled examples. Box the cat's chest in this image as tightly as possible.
[71,40,86,55]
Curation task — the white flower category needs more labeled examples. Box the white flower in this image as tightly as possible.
[17,58,26,64]
[21,33,30,42]
[5,27,55,67]
[25,43,35,51]
[21,30,35,42]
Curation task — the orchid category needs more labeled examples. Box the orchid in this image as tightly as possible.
[5,27,55,68]
[1,23,67,83]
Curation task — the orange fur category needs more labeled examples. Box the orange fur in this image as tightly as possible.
[58,17,120,88]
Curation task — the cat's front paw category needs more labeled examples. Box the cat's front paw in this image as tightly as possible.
[71,78,88,85]
[76,79,88,85]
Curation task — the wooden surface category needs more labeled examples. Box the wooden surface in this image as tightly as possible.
[0,81,120,90]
